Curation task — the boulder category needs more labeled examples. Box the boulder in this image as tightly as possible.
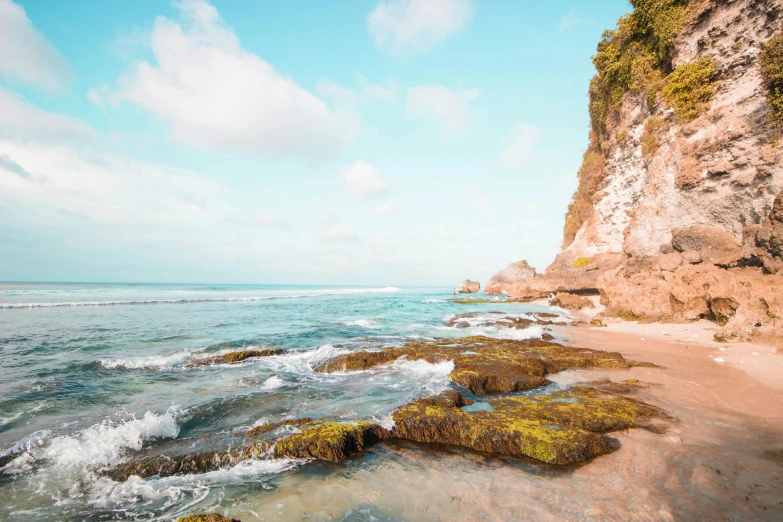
[550,292,594,310]
[460,279,480,293]
[671,224,740,260]
[485,260,536,294]
[273,421,390,461]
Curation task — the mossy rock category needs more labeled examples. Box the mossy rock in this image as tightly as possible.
[192,348,284,366]
[107,440,271,481]
[245,417,314,437]
[178,515,240,522]
[392,385,665,465]
[273,421,390,461]
[761,33,783,127]
[314,336,655,395]
[572,257,593,269]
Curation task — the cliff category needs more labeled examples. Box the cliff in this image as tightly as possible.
[491,0,783,348]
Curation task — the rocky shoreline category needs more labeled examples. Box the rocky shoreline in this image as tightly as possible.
[104,312,674,522]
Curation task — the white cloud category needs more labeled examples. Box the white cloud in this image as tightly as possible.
[341,160,390,200]
[109,0,352,161]
[405,84,479,136]
[359,75,399,103]
[559,8,582,31]
[255,210,291,230]
[0,0,72,91]
[368,0,474,53]
[376,201,395,216]
[312,226,361,243]
[0,87,95,145]
[0,88,238,233]
[501,123,540,166]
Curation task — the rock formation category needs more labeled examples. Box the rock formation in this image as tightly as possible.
[178,515,240,522]
[460,279,480,293]
[550,292,594,310]
[191,348,284,366]
[392,385,664,465]
[106,337,665,479]
[496,0,783,348]
[485,260,536,294]
[314,336,654,395]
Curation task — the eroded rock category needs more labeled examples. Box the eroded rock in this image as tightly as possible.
[485,260,536,294]
[178,514,240,522]
[107,440,271,481]
[273,421,390,461]
[192,348,284,366]
[550,292,594,310]
[460,280,480,293]
[314,336,655,395]
[392,386,665,465]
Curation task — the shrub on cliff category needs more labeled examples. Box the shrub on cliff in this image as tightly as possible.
[589,0,692,135]
[661,58,718,121]
[563,134,605,247]
[760,32,783,131]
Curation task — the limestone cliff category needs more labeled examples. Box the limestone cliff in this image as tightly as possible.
[492,0,783,347]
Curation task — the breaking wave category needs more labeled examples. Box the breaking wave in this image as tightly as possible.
[1,287,402,309]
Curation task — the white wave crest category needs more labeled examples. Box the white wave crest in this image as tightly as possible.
[341,319,380,329]
[261,376,286,390]
[4,409,180,478]
[89,458,299,508]
[1,287,402,309]
[99,349,199,369]
[471,325,544,341]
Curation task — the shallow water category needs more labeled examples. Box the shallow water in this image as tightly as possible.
[1,282,781,521]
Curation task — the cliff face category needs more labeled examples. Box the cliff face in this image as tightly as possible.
[492,0,783,347]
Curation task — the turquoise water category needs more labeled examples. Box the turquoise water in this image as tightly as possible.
[0,282,550,521]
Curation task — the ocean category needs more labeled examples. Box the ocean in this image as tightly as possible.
[0,282,551,521]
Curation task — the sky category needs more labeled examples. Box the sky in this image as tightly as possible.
[0,0,630,286]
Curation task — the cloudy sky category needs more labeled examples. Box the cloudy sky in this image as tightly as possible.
[0,0,628,286]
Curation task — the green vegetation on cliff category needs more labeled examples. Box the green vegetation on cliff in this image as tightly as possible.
[760,32,783,132]
[564,0,701,247]
[661,58,718,121]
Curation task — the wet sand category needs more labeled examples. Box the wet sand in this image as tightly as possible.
[204,321,783,521]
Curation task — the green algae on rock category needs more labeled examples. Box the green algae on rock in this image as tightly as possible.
[178,514,240,522]
[273,421,390,462]
[245,417,314,437]
[392,385,665,465]
[192,348,284,366]
[315,336,655,395]
[107,440,272,481]
[108,420,390,481]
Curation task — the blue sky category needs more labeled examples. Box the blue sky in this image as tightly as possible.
[0,0,629,286]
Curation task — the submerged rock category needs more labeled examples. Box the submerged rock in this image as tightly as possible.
[178,515,240,522]
[192,348,284,366]
[273,421,390,461]
[107,420,389,480]
[444,311,567,330]
[107,440,271,481]
[392,386,665,465]
[245,417,314,437]
[314,336,655,395]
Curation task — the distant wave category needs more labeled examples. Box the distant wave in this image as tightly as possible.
[0,287,402,309]
[340,318,381,329]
